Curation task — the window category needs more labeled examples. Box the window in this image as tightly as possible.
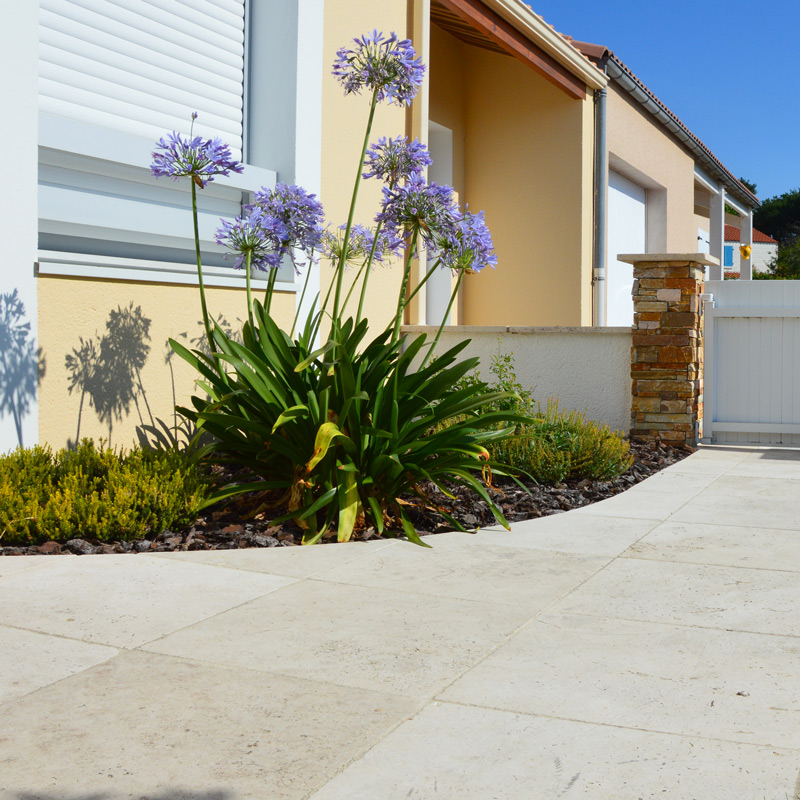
[36,0,316,288]
[724,245,734,267]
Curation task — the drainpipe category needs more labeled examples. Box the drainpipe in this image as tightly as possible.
[592,67,608,326]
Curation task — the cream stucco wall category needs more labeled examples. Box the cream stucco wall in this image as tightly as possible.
[449,46,593,327]
[607,87,697,253]
[320,0,410,330]
[37,277,294,449]
[404,325,632,432]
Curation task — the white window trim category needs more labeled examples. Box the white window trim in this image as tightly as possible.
[36,113,311,291]
[36,250,301,292]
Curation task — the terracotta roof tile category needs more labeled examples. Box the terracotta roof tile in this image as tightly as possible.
[725,225,778,244]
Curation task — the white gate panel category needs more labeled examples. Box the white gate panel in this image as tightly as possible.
[607,171,646,327]
[704,280,800,445]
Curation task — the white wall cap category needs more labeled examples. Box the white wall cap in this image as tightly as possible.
[616,253,720,266]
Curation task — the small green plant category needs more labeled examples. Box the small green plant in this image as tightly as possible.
[0,440,208,546]
[453,353,633,484]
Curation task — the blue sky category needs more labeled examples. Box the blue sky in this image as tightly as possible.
[524,1,798,201]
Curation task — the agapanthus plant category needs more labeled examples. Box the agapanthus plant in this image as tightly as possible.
[333,30,425,105]
[363,136,432,187]
[151,115,243,350]
[252,183,325,272]
[159,31,527,548]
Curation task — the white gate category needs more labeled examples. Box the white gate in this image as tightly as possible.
[703,280,800,445]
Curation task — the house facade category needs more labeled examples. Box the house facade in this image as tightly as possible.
[1,0,756,451]
[724,224,778,275]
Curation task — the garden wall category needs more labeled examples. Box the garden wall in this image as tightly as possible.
[402,325,632,434]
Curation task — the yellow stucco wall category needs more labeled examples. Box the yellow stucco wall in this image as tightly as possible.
[433,42,593,326]
[428,25,466,201]
[37,276,294,449]
[320,0,410,329]
[607,87,696,252]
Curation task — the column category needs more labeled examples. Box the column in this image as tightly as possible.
[708,187,725,281]
[740,209,754,280]
[621,253,719,447]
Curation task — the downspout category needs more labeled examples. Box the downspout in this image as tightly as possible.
[592,57,608,327]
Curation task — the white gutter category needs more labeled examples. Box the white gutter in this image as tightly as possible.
[482,0,608,90]
[605,58,757,209]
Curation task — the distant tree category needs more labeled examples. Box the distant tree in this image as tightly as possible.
[739,177,757,195]
[769,238,800,279]
[753,188,800,245]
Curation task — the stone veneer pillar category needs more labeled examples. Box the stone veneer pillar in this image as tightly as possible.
[618,253,719,448]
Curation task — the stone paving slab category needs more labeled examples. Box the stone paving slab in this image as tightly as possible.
[0,650,418,800]
[143,577,534,700]
[556,557,800,637]
[625,519,800,571]
[307,702,800,800]
[310,533,607,608]
[0,625,118,704]
[671,474,800,530]
[150,538,399,578]
[470,513,662,557]
[0,554,296,648]
[440,611,800,749]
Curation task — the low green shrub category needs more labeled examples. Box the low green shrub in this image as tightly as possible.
[0,440,208,546]
[493,400,634,484]
[452,353,633,484]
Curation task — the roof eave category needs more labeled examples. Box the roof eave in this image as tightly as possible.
[605,55,759,208]
[480,0,608,91]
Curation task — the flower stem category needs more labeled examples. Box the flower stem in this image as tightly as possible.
[245,250,254,329]
[401,256,442,312]
[420,269,463,369]
[392,230,419,342]
[191,180,216,354]
[331,89,378,322]
[355,220,384,326]
[342,258,371,316]
[291,261,315,338]
[265,266,278,314]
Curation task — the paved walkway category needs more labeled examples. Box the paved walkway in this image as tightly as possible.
[1,445,799,800]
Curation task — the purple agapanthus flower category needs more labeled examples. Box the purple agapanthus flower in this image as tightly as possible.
[252,183,325,271]
[438,209,497,273]
[333,30,425,106]
[322,223,404,267]
[363,136,432,187]
[377,175,459,252]
[215,207,283,272]
[150,128,243,188]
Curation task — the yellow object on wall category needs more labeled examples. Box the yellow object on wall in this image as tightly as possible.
[740,244,752,259]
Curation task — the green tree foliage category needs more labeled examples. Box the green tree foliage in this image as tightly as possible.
[739,177,757,195]
[753,188,800,245]
[767,238,800,279]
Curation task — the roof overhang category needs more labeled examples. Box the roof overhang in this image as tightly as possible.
[431,0,607,100]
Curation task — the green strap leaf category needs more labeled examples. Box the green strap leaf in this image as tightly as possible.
[306,422,348,474]
[337,468,360,543]
[398,508,432,548]
[272,404,310,433]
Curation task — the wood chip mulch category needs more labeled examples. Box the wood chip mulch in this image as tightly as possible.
[1,440,689,556]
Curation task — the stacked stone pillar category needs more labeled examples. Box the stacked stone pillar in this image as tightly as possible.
[619,254,718,448]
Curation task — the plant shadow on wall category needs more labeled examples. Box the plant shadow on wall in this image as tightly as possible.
[0,290,46,447]
[65,303,154,446]
[161,313,242,431]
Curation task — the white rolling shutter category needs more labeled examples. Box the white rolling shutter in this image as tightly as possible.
[39,0,246,157]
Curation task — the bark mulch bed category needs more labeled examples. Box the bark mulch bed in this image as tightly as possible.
[1,440,689,557]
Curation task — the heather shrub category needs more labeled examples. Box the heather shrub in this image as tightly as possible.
[0,440,208,546]
[452,353,633,484]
